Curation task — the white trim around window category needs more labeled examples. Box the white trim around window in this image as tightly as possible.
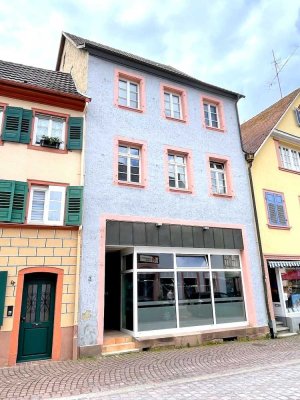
[279,145,300,172]
[28,185,66,225]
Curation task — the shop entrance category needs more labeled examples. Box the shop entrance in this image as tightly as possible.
[104,251,121,330]
[17,273,56,362]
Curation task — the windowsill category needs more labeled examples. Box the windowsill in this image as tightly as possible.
[0,222,79,229]
[267,224,291,230]
[279,167,300,175]
[117,180,146,189]
[117,104,144,113]
[212,192,233,199]
[27,144,68,154]
[168,187,193,194]
[165,115,186,123]
[205,125,225,133]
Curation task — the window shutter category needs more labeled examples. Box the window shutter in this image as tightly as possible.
[19,110,33,144]
[0,180,15,221]
[65,186,83,226]
[295,109,300,126]
[11,181,28,223]
[0,271,7,326]
[265,192,278,225]
[2,107,23,142]
[275,194,287,226]
[67,117,83,150]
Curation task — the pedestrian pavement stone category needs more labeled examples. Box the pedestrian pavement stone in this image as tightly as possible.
[1,336,300,399]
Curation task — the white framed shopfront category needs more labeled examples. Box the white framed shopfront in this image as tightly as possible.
[120,246,249,338]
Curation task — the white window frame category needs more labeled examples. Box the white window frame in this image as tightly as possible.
[28,185,66,226]
[168,153,188,189]
[210,161,227,194]
[279,145,300,172]
[118,79,140,109]
[204,103,219,128]
[32,114,66,149]
[0,107,4,137]
[118,145,141,184]
[164,92,182,119]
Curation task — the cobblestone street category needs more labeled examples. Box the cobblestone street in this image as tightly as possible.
[1,336,300,399]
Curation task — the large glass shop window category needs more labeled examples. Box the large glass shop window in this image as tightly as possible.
[281,269,300,313]
[132,252,246,333]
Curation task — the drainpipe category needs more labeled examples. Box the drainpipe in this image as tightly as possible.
[234,99,275,339]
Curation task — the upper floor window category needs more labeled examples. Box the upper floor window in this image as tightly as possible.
[295,108,300,126]
[279,145,300,172]
[118,79,139,109]
[210,161,226,194]
[164,92,182,119]
[204,103,219,128]
[118,145,141,184]
[33,114,66,150]
[114,70,145,113]
[201,96,225,132]
[28,185,66,225]
[168,153,187,189]
[264,191,288,228]
[0,107,4,136]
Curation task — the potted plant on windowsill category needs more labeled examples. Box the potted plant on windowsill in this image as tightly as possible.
[40,135,62,149]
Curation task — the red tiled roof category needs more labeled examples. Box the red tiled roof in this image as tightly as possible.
[241,89,300,154]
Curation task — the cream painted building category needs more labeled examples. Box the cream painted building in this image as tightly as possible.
[0,60,88,366]
[241,88,300,336]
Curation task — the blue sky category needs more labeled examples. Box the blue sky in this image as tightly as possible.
[1,0,299,121]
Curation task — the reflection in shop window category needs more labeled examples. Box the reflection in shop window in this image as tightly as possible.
[281,269,300,313]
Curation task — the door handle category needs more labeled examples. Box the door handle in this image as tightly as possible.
[32,323,40,326]
[20,316,26,322]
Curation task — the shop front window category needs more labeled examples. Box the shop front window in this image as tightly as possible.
[281,269,300,313]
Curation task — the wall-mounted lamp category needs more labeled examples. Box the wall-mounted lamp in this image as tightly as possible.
[155,223,162,228]
[10,280,16,286]
[202,226,210,231]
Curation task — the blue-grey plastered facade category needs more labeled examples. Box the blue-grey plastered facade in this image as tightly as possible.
[79,54,267,347]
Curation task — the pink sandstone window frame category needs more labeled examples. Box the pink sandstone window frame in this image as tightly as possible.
[263,189,290,230]
[164,145,194,194]
[0,102,8,146]
[206,154,234,198]
[113,136,148,189]
[160,83,188,123]
[274,138,300,176]
[114,69,146,113]
[201,95,226,132]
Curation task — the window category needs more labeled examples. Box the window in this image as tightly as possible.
[115,137,147,188]
[115,70,145,112]
[201,96,225,131]
[279,145,300,172]
[265,191,288,227]
[204,103,219,128]
[161,84,187,122]
[28,186,66,225]
[295,108,300,126]
[118,145,141,183]
[210,161,227,194]
[168,153,187,189]
[33,114,65,149]
[164,92,182,119]
[0,107,4,137]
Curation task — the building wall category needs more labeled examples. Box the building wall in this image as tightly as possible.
[251,97,300,256]
[78,54,267,347]
[59,39,89,94]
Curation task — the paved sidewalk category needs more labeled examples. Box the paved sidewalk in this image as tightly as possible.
[1,336,300,399]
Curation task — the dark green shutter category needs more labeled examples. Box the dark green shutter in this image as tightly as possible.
[11,181,28,223]
[20,110,33,144]
[67,117,83,150]
[0,271,7,326]
[2,107,23,142]
[65,186,83,226]
[0,180,15,221]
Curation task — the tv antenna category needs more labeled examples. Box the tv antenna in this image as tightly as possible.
[270,47,299,99]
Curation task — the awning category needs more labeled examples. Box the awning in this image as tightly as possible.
[268,260,300,268]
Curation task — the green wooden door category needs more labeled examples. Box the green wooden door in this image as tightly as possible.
[17,274,56,362]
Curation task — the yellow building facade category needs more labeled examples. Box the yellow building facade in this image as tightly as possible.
[0,61,87,366]
[242,89,300,335]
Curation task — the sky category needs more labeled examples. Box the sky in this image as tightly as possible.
[0,0,299,122]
